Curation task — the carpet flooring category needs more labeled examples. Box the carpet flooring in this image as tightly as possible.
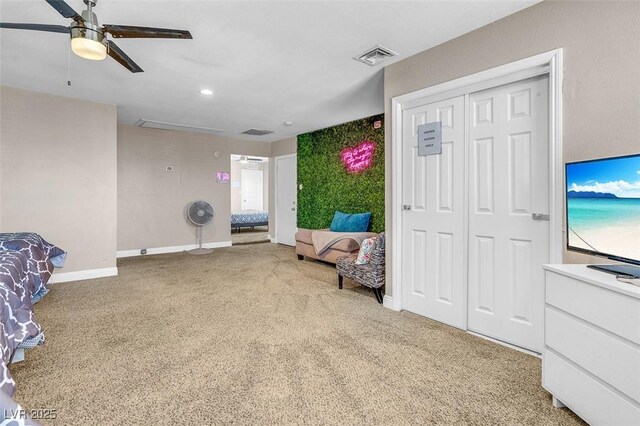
[10,243,583,425]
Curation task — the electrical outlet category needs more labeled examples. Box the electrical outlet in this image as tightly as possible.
[141,249,147,255]
[165,166,174,172]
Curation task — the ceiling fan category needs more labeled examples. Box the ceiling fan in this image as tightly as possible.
[0,0,192,73]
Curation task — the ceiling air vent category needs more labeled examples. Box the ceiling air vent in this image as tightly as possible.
[134,119,223,135]
[354,45,398,66]
[242,129,274,136]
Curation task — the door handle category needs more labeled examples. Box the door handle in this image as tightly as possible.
[402,205,411,211]
[532,213,549,221]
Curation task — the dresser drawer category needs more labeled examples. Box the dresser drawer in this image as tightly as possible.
[546,306,640,402]
[545,271,640,345]
[543,349,640,426]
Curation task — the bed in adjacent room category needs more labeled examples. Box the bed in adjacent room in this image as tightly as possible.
[230,210,268,232]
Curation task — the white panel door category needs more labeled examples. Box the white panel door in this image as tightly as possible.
[275,155,297,246]
[241,169,264,210]
[467,76,549,352]
[401,95,466,329]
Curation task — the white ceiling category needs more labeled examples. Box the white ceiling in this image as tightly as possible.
[0,0,538,142]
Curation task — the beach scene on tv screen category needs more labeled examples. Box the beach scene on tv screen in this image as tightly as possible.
[567,155,640,262]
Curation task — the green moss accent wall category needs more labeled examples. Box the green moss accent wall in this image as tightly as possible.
[297,114,385,232]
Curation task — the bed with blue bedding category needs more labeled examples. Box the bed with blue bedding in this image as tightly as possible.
[231,210,268,232]
[0,233,65,401]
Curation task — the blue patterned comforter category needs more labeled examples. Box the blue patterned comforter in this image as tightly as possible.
[231,210,268,226]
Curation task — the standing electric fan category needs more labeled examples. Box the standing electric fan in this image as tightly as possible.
[186,201,214,255]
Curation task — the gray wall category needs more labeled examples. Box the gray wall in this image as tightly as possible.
[117,124,270,251]
[270,137,297,158]
[0,86,118,273]
[384,1,640,296]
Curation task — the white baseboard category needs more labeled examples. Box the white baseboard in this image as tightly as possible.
[117,241,232,258]
[383,295,399,311]
[50,267,118,283]
[270,237,278,243]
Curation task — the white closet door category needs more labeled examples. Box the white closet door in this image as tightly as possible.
[467,76,549,352]
[401,95,466,329]
[241,169,264,211]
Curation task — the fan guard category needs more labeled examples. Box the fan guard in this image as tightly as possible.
[188,201,214,226]
[187,201,214,255]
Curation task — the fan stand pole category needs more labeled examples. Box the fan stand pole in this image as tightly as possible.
[187,226,214,255]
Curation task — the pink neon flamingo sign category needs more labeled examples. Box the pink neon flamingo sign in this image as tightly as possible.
[341,141,376,173]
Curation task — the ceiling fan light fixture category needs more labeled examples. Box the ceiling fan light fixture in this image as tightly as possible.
[1,0,191,72]
[71,36,106,60]
[71,24,107,61]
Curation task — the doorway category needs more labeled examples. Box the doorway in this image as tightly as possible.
[230,155,269,245]
[391,50,563,354]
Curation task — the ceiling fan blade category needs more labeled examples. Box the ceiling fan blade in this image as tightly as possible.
[45,0,83,21]
[103,24,192,39]
[107,41,143,73]
[0,23,69,34]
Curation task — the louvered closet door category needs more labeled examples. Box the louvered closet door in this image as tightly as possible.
[467,76,549,352]
[401,96,466,329]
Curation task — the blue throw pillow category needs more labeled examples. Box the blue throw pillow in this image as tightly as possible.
[330,211,371,232]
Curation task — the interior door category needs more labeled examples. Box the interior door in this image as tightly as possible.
[401,95,466,329]
[467,76,549,352]
[241,169,264,210]
[276,155,297,246]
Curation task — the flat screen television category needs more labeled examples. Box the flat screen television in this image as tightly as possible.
[566,153,640,278]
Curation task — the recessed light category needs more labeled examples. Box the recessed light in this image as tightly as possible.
[283,121,294,126]
[199,89,214,95]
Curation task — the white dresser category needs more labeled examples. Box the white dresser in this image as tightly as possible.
[543,264,640,425]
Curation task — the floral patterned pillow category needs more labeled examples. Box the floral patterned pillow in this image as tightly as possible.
[355,236,377,265]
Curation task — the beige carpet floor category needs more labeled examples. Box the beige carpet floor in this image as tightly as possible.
[10,243,583,425]
[231,227,269,245]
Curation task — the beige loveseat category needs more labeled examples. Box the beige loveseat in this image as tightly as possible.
[295,228,377,264]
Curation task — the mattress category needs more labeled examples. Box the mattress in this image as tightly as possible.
[231,210,268,226]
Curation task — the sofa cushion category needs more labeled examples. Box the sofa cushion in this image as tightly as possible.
[326,238,361,253]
